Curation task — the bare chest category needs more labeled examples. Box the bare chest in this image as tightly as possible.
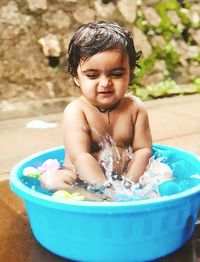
[87,110,134,150]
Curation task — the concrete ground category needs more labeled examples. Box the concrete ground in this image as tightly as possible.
[0,94,200,261]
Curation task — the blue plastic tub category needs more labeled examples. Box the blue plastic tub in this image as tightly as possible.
[10,144,200,262]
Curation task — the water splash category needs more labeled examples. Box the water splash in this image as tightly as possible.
[92,134,174,201]
[21,131,194,202]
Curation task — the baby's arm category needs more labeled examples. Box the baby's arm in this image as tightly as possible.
[125,103,152,183]
[39,101,106,191]
[63,101,107,186]
[39,167,77,190]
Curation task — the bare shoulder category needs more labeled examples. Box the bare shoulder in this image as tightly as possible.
[64,98,81,114]
[124,94,147,113]
[62,98,88,127]
[63,97,86,118]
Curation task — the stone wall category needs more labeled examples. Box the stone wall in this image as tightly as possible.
[0,0,200,104]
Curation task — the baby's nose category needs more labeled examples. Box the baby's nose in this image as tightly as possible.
[99,76,111,88]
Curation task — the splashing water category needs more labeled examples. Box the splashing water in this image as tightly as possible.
[21,131,200,202]
[98,135,115,185]
[93,135,174,201]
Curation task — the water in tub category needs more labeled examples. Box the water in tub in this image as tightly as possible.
[21,134,200,202]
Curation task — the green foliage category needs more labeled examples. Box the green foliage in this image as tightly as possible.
[193,78,200,93]
[155,0,181,40]
[130,79,175,100]
[131,0,199,99]
[192,54,200,63]
[132,44,180,87]
[135,53,156,80]
[178,9,190,26]
[130,79,199,100]
[158,44,180,72]
[146,79,177,97]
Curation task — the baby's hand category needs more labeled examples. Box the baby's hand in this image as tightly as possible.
[39,169,77,190]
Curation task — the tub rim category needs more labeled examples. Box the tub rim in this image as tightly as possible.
[10,144,200,213]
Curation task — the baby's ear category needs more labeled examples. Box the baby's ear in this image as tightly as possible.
[73,76,80,87]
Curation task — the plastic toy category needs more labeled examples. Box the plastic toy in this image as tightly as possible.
[23,159,60,179]
[52,190,85,201]
[38,159,60,174]
[23,166,41,179]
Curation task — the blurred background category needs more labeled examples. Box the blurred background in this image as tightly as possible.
[0,0,200,114]
[0,3,200,261]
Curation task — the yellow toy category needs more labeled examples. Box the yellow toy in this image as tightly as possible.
[52,190,85,201]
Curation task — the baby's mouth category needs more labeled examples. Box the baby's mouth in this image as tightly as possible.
[98,91,113,94]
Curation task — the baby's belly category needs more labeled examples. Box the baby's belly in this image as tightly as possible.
[93,146,127,158]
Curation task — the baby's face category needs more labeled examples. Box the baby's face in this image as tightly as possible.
[74,49,131,108]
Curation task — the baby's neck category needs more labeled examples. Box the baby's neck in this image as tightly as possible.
[95,101,120,113]
[80,96,121,114]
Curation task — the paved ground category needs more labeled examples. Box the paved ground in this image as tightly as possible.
[0,94,200,261]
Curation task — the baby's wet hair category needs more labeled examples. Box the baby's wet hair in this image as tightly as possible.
[67,21,141,77]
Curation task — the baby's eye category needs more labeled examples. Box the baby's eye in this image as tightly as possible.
[86,74,99,79]
[110,72,125,78]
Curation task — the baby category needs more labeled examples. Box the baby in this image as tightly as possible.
[40,21,152,192]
